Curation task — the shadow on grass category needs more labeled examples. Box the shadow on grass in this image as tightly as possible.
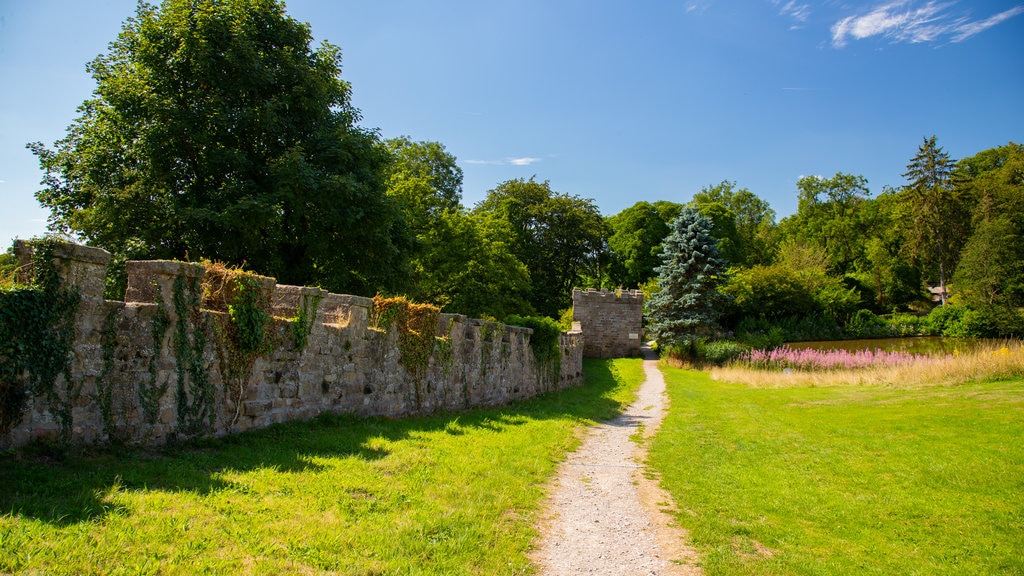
[0,358,628,527]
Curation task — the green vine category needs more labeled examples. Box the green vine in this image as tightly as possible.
[292,291,322,351]
[141,284,171,432]
[0,238,80,440]
[435,318,455,376]
[204,263,273,427]
[371,295,441,405]
[172,274,214,436]
[478,319,505,378]
[93,306,125,442]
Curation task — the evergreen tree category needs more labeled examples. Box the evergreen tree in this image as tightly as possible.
[899,135,969,304]
[647,206,728,355]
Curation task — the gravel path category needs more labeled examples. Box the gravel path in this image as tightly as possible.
[531,349,703,575]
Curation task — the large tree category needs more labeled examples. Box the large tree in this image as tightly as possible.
[779,172,873,273]
[30,0,406,295]
[605,200,682,288]
[411,211,533,319]
[897,136,970,304]
[474,178,605,317]
[384,137,463,237]
[646,206,728,355]
[691,181,777,266]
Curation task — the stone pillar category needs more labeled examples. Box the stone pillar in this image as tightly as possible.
[12,239,111,298]
[125,260,206,312]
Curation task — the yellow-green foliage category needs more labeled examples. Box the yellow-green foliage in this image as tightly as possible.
[371,295,442,381]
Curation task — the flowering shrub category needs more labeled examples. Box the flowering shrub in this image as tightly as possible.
[738,345,933,371]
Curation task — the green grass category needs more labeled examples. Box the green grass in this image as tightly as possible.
[0,358,644,575]
[648,367,1024,575]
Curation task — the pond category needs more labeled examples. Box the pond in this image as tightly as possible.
[786,336,1003,356]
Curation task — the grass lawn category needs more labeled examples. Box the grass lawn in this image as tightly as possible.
[0,358,645,575]
[648,367,1024,575]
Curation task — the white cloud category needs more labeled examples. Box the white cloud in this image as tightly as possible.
[463,157,543,167]
[685,2,710,15]
[831,1,1024,47]
[509,157,541,166]
[952,5,1024,41]
[774,0,812,24]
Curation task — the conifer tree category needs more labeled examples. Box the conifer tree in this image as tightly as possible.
[646,206,728,355]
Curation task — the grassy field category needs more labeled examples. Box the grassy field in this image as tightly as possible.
[648,366,1024,575]
[0,358,645,575]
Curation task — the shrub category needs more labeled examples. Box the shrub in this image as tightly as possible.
[697,340,749,366]
[844,309,889,339]
[504,314,562,370]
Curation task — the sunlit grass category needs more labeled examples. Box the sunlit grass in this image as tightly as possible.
[0,358,644,575]
[711,340,1024,388]
[648,366,1024,575]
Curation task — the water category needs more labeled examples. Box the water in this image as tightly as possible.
[787,336,1001,356]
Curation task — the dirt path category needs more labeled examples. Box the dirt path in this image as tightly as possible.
[531,350,703,575]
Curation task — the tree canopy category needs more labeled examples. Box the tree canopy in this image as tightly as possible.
[30,0,406,295]
[474,178,605,317]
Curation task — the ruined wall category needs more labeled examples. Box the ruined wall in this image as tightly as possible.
[571,288,643,358]
[1,243,584,449]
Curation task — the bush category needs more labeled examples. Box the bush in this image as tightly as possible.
[844,309,890,339]
[883,312,935,336]
[504,314,563,369]
[697,340,749,366]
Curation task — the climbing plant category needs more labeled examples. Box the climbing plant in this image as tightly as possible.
[93,306,129,442]
[370,295,442,388]
[0,238,80,440]
[172,273,214,436]
[291,291,323,351]
[203,262,273,426]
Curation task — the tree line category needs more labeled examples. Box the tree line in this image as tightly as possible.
[16,0,1024,343]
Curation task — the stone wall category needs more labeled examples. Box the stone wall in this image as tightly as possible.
[571,288,643,358]
[1,243,584,449]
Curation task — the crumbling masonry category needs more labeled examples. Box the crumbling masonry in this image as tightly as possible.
[1,242,583,449]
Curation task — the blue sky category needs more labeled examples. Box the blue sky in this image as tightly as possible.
[1,0,1022,247]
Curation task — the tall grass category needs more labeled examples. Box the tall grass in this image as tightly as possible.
[648,367,1024,575]
[712,340,1024,388]
[0,358,644,575]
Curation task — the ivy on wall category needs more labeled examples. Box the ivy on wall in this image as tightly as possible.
[140,285,171,434]
[370,295,444,405]
[0,238,80,440]
[292,291,322,351]
[172,274,214,436]
[203,262,273,426]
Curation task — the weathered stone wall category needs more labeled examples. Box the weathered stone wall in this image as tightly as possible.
[1,243,584,449]
[571,288,643,358]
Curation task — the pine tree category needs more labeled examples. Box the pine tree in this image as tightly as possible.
[900,135,969,305]
[647,206,728,355]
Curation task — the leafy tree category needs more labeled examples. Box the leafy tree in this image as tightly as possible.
[694,202,744,266]
[723,240,858,328]
[954,142,1024,229]
[898,136,971,304]
[410,211,532,319]
[29,0,406,295]
[691,181,777,266]
[474,178,605,317]
[952,217,1023,309]
[646,206,728,355]
[779,173,872,273]
[384,137,463,236]
[605,200,682,288]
